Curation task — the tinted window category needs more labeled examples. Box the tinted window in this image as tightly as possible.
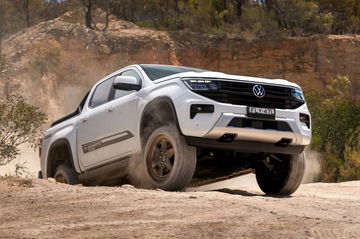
[114,70,141,100]
[90,77,114,107]
[140,64,206,81]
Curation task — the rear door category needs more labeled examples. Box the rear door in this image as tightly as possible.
[77,70,141,170]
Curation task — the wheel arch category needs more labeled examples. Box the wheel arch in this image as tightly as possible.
[46,139,76,178]
[139,96,183,147]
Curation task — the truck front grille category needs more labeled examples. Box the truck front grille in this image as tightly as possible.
[193,81,304,109]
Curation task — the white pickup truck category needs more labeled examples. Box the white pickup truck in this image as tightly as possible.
[39,64,311,195]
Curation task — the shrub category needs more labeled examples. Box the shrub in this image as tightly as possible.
[275,0,333,36]
[0,94,47,166]
[180,0,222,32]
[237,7,283,39]
[306,76,360,182]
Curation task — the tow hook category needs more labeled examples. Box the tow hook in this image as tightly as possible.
[275,138,292,147]
[218,133,237,143]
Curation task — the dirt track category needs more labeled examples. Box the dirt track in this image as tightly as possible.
[0,176,359,239]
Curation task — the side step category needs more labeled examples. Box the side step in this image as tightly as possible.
[79,158,129,184]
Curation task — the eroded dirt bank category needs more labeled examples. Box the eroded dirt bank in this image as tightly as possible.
[1,177,359,239]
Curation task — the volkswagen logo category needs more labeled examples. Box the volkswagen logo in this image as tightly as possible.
[252,85,265,98]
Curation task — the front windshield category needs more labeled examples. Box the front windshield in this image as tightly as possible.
[140,64,206,81]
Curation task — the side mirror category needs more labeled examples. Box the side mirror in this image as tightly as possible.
[113,76,141,91]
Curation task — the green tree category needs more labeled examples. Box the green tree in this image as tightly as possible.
[0,94,47,166]
[0,0,25,39]
[0,0,78,39]
[314,0,360,34]
[307,75,360,182]
[266,0,333,36]
[80,0,128,31]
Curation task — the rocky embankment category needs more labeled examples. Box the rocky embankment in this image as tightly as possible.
[1,12,360,121]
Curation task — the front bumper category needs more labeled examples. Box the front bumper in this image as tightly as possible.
[174,89,311,147]
[204,113,309,145]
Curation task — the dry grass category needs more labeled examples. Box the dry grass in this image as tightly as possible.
[1,176,34,187]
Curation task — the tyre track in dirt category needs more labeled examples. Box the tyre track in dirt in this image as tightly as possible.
[0,177,359,239]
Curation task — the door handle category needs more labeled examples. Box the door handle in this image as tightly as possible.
[80,116,88,123]
[106,106,115,112]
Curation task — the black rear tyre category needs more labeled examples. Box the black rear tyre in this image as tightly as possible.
[54,164,79,185]
[144,125,196,191]
[255,153,305,196]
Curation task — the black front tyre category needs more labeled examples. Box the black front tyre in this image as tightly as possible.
[255,153,305,196]
[144,125,197,191]
[54,164,79,185]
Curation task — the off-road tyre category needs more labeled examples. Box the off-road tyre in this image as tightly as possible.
[255,153,305,196]
[54,164,79,185]
[144,125,196,191]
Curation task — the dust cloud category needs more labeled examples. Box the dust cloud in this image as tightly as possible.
[0,145,39,177]
[302,147,323,183]
[0,82,89,177]
[127,153,152,189]
[188,147,323,192]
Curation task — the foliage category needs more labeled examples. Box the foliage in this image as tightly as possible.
[306,76,360,182]
[0,0,79,39]
[0,0,359,38]
[235,7,283,39]
[326,74,351,97]
[132,0,333,37]
[274,0,333,36]
[179,0,221,32]
[0,94,47,166]
[14,161,29,178]
[2,176,34,187]
[314,0,360,34]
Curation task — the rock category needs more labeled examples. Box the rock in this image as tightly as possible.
[121,184,134,189]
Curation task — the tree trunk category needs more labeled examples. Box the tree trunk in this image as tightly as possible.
[173,0,180,14]
[24,0,30,27]
[235,0,245,17]
[223,0,228,11]
[265,0,274,11]
[82,0,94,29]
[101,9,110,31]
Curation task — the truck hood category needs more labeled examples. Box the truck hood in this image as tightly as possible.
[154,71,302,89]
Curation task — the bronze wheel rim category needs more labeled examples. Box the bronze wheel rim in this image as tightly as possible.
[55,173,68,184]
[146,135,175,182]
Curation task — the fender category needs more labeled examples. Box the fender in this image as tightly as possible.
[43,121,81,177]
[45,138,77,177]
[139,96,183,141]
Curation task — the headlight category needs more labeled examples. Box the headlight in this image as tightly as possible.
[183,79,219,91]
[291,88,305,101]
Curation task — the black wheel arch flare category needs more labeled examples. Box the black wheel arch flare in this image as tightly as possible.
[139,97,183,145]
[46,138,77,177]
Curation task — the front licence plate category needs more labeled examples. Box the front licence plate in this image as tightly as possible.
[247,106,275,119]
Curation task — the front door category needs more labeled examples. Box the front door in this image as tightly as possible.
[77,70,141,170]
